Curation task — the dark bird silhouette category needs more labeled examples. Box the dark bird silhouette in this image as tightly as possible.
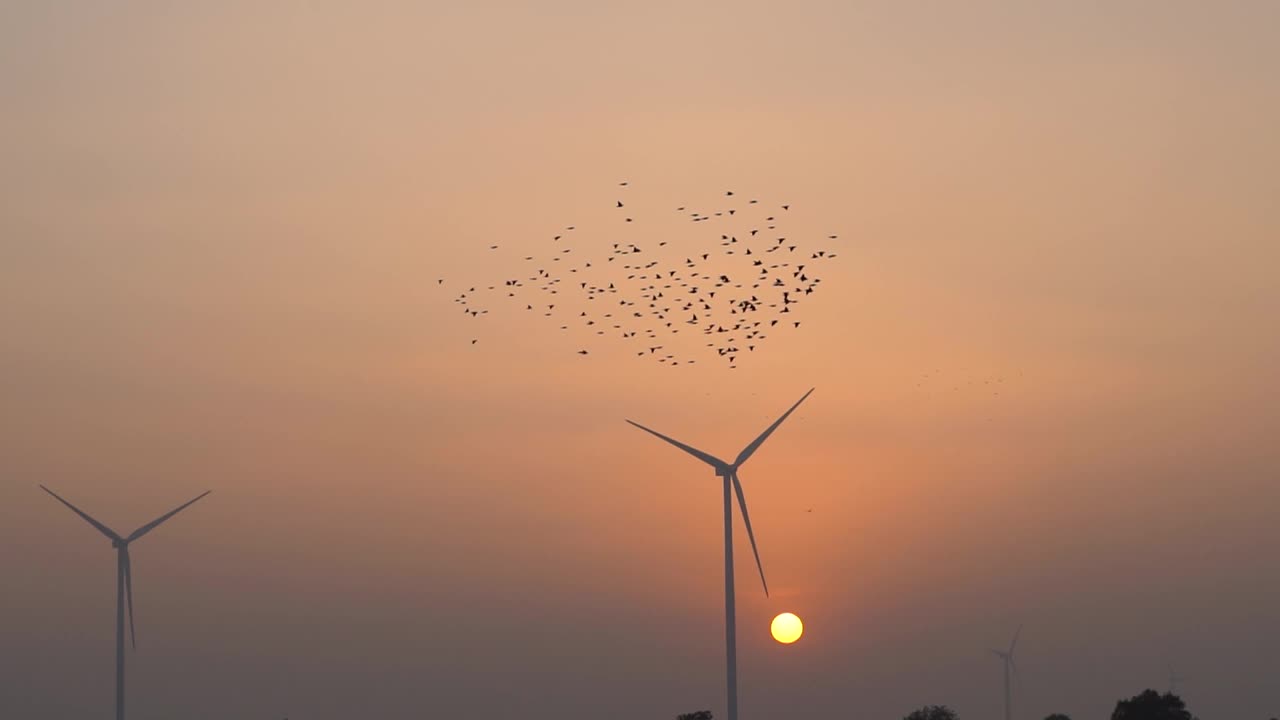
[446,184,836,370]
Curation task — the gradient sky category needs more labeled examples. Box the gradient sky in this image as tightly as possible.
[2,2,1279,719]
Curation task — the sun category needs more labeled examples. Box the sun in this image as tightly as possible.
[770,612,804,644]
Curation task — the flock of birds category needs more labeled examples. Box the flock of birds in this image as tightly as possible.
[440,184,841,368]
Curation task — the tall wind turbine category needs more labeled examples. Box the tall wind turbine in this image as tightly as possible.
[40,485,211,720]
[627,387,814,720]
[991,625,1022,720]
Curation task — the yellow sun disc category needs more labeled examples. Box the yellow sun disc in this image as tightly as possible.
[770,612,804,644]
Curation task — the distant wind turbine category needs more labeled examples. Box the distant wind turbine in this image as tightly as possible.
[991,625,1022,720]
[40,485,211,720]
[627,388,814,720]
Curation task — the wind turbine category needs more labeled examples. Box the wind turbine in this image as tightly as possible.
[627,387,814,720]
[40,485,211,720]
[990,625,1022,720]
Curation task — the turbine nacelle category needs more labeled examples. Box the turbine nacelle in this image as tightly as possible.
[626,387,815,601]
[41,484,210,661]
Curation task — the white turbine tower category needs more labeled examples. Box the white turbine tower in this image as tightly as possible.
[991,625,1022,720]
[627,387,814,720]
[41,485,211,720]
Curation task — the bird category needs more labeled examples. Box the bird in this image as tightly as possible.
[442,184,835,370]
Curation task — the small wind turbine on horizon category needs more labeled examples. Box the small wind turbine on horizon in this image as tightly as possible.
[627,387,814,720]
[991,625,1022,720]
[40,485,211,720]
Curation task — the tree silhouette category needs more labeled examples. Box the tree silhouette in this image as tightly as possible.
[1111,690,1197,720]
[677,712,713,720]
[903,705,959,720]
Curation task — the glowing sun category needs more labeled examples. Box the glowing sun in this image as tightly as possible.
[770,612,804,644]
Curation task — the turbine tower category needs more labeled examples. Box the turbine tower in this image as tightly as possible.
[40,485,211,720]
[990,625,1022,720]
[627,387,814,720]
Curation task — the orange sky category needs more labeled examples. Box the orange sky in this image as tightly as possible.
[2,2,1278,719]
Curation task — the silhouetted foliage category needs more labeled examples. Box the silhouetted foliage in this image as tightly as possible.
[1111,690,1196,720]
[1044,714,1071,720]
[903,705,959,720]
[677,712,712,720]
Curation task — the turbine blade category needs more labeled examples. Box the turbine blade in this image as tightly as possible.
[122,549,137,650]
[731,472,768,597]
[39,486,122,542]
[733,388,814,467]
[625,420,726,469]
[126,491,211,543]
[1009,624,1022,655]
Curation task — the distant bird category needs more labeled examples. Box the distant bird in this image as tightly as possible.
[578,350,589,355]
[442,183,836,370]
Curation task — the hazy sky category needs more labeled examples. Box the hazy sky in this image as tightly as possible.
[2,2,1278,719]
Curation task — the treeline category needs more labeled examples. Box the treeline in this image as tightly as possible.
[677,688,1220,720]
